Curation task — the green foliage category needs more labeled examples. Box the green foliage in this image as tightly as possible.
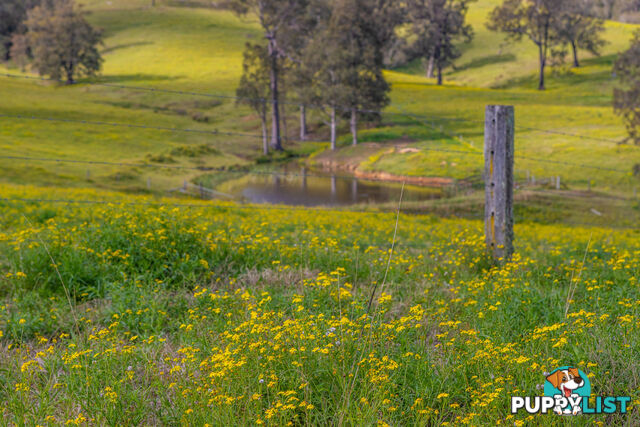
[0,0,40,60]
[236,42,270,154]
[24,0,103,83]
[487,0,563,90]
[613,29,640,144]
[0,184,639,424]
[552,0,607,68]
[405,0,476,84]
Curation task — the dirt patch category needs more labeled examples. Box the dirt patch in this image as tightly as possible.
[311,143,454,187]
[352,170,454,187]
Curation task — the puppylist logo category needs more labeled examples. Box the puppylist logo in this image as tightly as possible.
[511,366,631,415]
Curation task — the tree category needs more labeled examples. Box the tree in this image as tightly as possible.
[229,0,309,151]
[236,43,271,155]
[487,0,563,90]
[0,0,40,60]
[598,0,618,18]
[302,24,345,150]
[24,0,102,84]
[301,0,393,149]
[554,0,606,67]
[332,0,391,146]
[287,0,332,142]
[9,32,29,70]
[613,30,640,145]
[406,0,475,85]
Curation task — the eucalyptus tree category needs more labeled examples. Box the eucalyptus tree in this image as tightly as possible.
[614,30,640,145]
[405,0,475,85]
[487,0,563,90]
[230,0,310,151]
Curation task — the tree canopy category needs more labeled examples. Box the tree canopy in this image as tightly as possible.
[614,30,640,145]
[405,0,475,85]
[23,0,102,84]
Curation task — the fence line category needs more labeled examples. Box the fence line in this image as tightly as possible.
[516,156,629,174]
[0,196,489,217]
[2,119,631,177]
[2,72,633,148]
[2,193,636,229]
[0,113,265,139]
[0,196,409,216]
[0,72,436,118]
[0,153,472,183]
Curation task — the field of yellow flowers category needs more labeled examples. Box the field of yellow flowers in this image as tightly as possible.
[0,183,639,425]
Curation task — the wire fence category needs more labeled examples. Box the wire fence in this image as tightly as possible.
[1,72,639,233]
[0,113,633,177]
[2,72,633,148]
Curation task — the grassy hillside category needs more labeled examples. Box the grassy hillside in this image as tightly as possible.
[0,0,639,203]
[0,0,262,191]
[0,0,640,224]
[322,0,640,196]
[0,183,639,424]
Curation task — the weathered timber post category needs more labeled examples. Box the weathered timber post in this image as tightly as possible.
[484,105,514,261]
[556,176,561,190]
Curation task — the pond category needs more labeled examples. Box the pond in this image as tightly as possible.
[213,163,445,207]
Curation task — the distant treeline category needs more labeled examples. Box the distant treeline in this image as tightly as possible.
[228,0,640,153]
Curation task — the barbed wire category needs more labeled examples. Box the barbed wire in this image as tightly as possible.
[0,153,476,183]
[516,156,630,174]
[1,195,634,232]
[516,125,625,146]
[3,72,633,148]
[0,195,493,217]
[0,113,264,139]
[1,72,412,118]
[0,195,416,216]
[517,186,634,201]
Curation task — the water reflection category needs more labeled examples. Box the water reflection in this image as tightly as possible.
[218,164,443,207]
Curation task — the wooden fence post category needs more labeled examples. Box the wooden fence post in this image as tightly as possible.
[484,105,515,261]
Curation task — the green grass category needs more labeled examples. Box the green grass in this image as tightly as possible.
[0,0,639,199]
[0,183,639,425]
[2,2,640,425]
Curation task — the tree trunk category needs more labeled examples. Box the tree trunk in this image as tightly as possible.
[426,54,435,78]
[300,105,307,141]
[260,104,268,156]
[437,62,443,86]
[268,39,282,151]
[282,104,288,145]
[330,107,337,151]
[65,67,74,85]
[350,107,358,146]
[571,40,579,68]
[606,0,615,19]
[538,44,546,91]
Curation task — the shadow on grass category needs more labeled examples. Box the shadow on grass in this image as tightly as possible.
[491,61,617,104]
[80,74,184,84]
[452,53,517,73]
[102,41,154,55]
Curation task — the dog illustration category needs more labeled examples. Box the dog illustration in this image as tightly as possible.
[546,367,584,415]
